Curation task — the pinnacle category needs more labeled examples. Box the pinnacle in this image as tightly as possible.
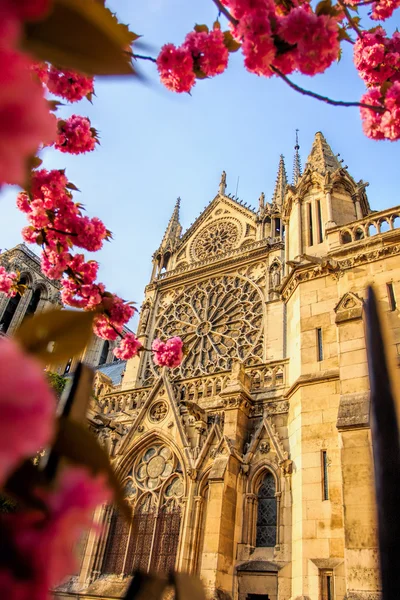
[271,154,288,205]
[293,129,302,185]
[159,197,182,251]
[305,131,341,175]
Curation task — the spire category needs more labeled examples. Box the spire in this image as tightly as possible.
[305,131,341,175]
[159,197,182,251]
[293,129,302,185]
[271,155,288,205]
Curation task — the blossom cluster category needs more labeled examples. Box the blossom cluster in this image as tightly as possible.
[0,466,111,600]
[157,27,229,93]
[56,115,98,155]
[33,63,95,103]
[0,8,55,186]
[0,266,18,297]
[360,82,400,140]
[152,337,184,368]
[157,2,341,93]
[370,0,400,20]
[113,332,142,360]
[354,28,400,140]
[354,28,400,87]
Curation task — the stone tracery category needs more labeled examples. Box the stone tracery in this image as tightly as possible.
[149,275,264,380]
[192,220,240,261]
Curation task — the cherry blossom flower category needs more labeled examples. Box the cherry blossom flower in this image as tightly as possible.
[0,266,18,297]
[0,467,111,600]
[156,43,195,93]
[0,48,56,186]
[354,28,400,86]
[55,115,98,155]
[371,0,400,20]
[0,338,56,486]
[47,67,94,103]
[183,29,229,77]
[152,337,184,368]
[360,83,400,140]
[113,333,142,360]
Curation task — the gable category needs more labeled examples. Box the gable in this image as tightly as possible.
[175,195,257,267]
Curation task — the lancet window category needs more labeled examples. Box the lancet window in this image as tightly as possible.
[101,443,184,576]
[256,471,277,547]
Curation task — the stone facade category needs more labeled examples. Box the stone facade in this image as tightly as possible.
[53,132,399,600]
[0,244,128,380]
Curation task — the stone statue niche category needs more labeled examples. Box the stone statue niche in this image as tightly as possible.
[269,263,281,300]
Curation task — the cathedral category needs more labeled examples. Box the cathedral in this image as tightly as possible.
[2,131,400,600]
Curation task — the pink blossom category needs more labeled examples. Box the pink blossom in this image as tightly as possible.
[55,115,98,155]
[237,9,276,77]
[360,83,400,140]
[371,0,400,20]
[47,67,94,103]
[183,29,229,77]
[354,28,400,86]
[30,62,49,85]
[0,266,18,297]
[0,48,56,186]
[113,333,142,360]
[0,467,111,600]
[279,8,340,75]
[152,336,184,368]
[157,43,196,93]
[0,338,56,486]
[2,0,51,21]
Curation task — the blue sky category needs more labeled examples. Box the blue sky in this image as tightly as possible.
[0,1,399,327]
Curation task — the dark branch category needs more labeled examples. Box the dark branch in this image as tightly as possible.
[271,67,385,113]
[211,0,239,26]
[131,53,157,64]
[338,0,363,38]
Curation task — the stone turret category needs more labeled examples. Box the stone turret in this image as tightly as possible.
[151,198,182,278]
[272,155,288,207]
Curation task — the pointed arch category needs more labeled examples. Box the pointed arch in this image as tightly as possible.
[101,438,186,578]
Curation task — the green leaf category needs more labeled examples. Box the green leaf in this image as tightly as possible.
[193,66,208,80]
[22,0,135,76]
[223,31,241,52]
[194,24,209,33]
[338,27,352,42]
[14,309,94,363]
[48,100,64,111]
[53,418,132,521]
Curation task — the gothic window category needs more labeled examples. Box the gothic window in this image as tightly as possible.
[99,340,110,366]
[24,287,41,319]
[0,276,26,333]
[101,443,184,576]
[148,275,264,380]
[192,220,240,261]
[256,471,277,547]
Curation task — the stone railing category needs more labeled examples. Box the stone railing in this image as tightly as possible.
[95,361,287,416]
[337,206,400,245]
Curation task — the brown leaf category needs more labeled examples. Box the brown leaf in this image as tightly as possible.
[52,418,132,521]
[172,572,205,600]
[194,24,209,33]
[223,31,241,52]
[125,572,167,600]
[14,309,94,363]
[315,0,333,15]
[22,0,135,76]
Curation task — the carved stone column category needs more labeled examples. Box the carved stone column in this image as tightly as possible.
[325,185,336,229]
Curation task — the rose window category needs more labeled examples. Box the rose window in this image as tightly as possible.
[151,275,264,379]
[192,221,239,261]
[133,445,177,491]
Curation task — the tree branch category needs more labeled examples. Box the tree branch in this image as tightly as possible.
[131,52,157,64]
[271,67,385,113]
[211,0,239,26]
[338,0,363,38]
